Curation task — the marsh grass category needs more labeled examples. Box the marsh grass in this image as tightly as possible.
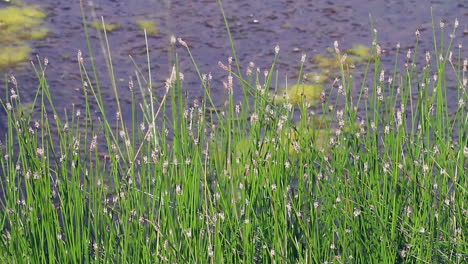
[0,2,467,263]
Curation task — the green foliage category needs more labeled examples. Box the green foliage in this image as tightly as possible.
[0,3,466,264]
[312,44,373,70]
[0,45,31,68]
[0,3,48,69]
[347,43,374,61]
[136,20,159,36]
[305,69,331,84]
[271,83,324,105]
[0,6,45,26]
[90,20,121,32]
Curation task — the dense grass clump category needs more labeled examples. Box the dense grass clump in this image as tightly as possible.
[0,3,467,263]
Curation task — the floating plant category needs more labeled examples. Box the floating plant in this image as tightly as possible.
[136,20,159,36]
[346,44,374,62]
[1,25,49,42]
[312,54,358,69]
[0,3,48,69]
[311,44,373,70]
[0,45,31,69]
[304,69,331,84]
[289,126,330,153]
[234,123,331,157]
[0,6,46,27]
[90,20,121,32]
[271,83,324,105]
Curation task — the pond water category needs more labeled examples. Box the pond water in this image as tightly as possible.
[0,0,467,127]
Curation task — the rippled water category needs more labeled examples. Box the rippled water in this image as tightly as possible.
[1,0,467,127]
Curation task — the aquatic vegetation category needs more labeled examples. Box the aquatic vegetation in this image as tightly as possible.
[0,45,31,68]
[284,126,330,154]
[312,44,373,70]
[0,4,47,68]
[304,69,331,84]
[346,43,374,61]
[312,54,342,69]
[271,83,324,105]
[136,20,159,36]
[90,20,121,32]
[233,136,267,158]
[0,6,45,27]
[1,25,49,42]
[312,53,361,69]
[27,27,48,40]
[0,2,466,263]
[234,115,331,158]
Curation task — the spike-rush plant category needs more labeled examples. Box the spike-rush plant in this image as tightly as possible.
[0,1,466,263]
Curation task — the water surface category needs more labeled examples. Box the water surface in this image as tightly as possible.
[1,0,466,126]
